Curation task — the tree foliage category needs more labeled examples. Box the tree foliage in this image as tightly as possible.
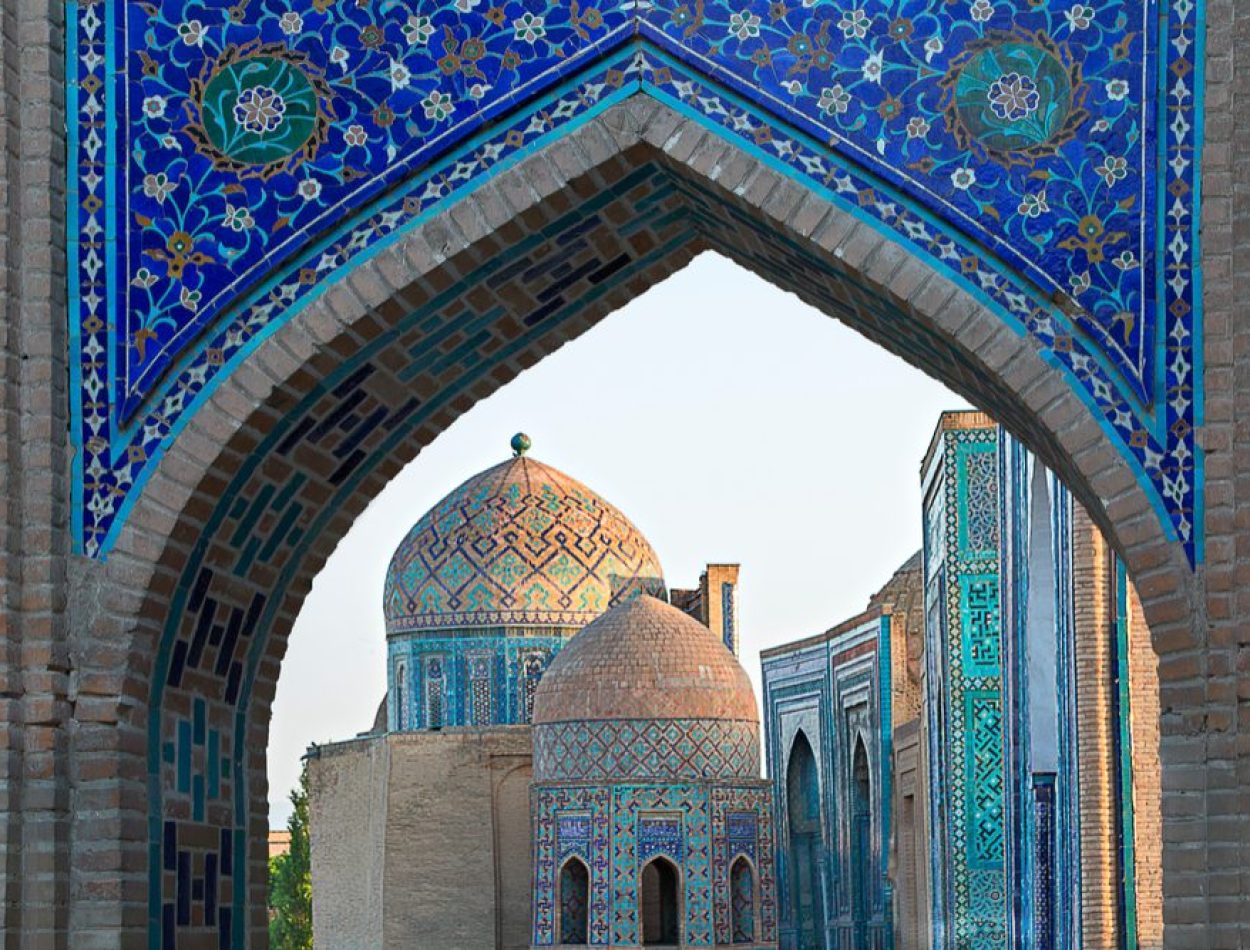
[268,767,313,949]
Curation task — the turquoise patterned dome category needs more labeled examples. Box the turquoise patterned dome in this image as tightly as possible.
[384,452,665,635]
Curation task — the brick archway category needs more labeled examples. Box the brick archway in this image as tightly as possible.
[0,0,1231,942]
[73,98,1207,945]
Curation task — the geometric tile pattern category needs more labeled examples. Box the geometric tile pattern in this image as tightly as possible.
[712,790,778,945]
[960,575,1002,677]
[967,693,1006,868]
[388,632,566,729]
[533,719,760,783]
[383,454,665,632]
[70,0,1206,564]
[532,781,775,947]
[923,420,1007,946]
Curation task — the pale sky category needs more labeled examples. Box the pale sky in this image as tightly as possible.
[267,251,968,826]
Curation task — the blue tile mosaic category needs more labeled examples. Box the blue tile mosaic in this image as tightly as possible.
[531,782,777,946]
[760,612,895,945]
[70,0,1206,563]
[924,422,1007,947]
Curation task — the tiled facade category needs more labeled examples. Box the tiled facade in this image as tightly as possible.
[761,609,899,949]
[531,596,778,948]
[999,429,1164,948]
[762,412,1165,949]
[921,413,1007,947]
[70,0,1206,565]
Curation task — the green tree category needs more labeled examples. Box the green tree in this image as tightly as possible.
[268,767,313,949]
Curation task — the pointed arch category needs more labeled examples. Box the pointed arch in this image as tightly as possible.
[785,730,824,948]
[640,856,682,945]
[729,854,757,944]
[850,735,873,942]
[84,96,1205,944]
[558,856,590,945]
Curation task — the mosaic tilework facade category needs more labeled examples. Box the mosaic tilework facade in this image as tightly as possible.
[70,0,1206,563]
[388,631,569,730]
[922,417,1006,947]
[999,432,1153,948]
[761,611,895,949]
[999,434,1078,949]
[531,782,777,947]
[533,718,760,783]
[383,455,666,633]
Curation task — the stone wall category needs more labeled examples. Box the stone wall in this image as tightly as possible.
[308,737,388,948]
[308,727,532,950]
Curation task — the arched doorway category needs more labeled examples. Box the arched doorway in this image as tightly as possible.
[558,857,590,945]
[786,731,825,949]
[61,74,1212,947]
[850,737,872,947]
[640,857,681,945]
[730,856,756,945]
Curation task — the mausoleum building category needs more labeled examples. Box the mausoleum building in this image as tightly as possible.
[530,595,777,947]
[307,438,753,948]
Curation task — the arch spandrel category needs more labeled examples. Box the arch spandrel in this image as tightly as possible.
[98,98,1205,948]
[71,0,1204,561]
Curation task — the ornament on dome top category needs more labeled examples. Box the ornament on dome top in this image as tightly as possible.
[511,432,532,457]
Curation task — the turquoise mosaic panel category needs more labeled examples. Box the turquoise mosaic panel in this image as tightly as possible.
[70,0,1206,563]
[388,631,570,728]
[960,575,1002,678]
[533,718,760,782]
[533,782,772,947]
[924,425,1007,946]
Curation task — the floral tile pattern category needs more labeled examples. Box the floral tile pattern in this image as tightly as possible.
[70,0,1204,561]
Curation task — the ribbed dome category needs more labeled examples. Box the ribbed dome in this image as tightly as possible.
[533,596,759,725]
[384,451,665,635]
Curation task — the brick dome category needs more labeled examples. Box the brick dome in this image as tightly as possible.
[383,447,665,635]
[532,595,759,725]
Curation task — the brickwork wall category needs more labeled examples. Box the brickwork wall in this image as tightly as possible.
[1201,0,1249,944]
[0,0,71,943]
[1128,581,1165,947]
[1071,506,1119,946]
[308,738,387,947]
[868,552,924,726]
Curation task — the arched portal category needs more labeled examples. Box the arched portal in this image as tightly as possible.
[850,737,873,946]
[730,856,756,945]
[641,857,681,946]
[67,88,1214,946]
[786,730,824,949]
[558,857,590,946]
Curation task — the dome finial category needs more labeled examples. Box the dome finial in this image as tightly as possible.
[510,432,532,457]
